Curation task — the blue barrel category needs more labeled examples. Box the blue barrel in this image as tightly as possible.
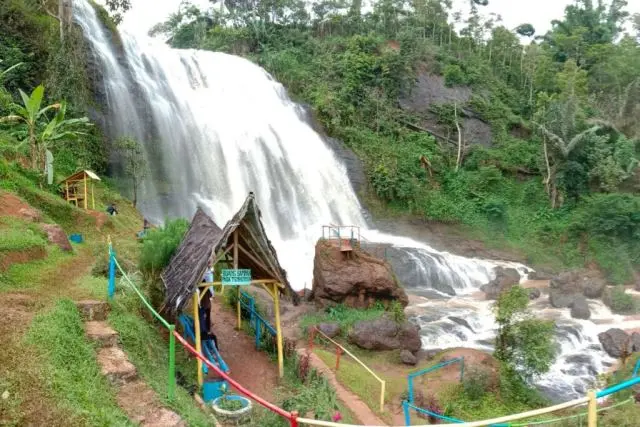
[69,234,83,244]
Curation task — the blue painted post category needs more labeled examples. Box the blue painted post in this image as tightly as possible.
[256,319,262,350]
[402,400,411,426]
[408,375,414,404]
[108,246,116,300]
[633,358,640,377]
[249,297,255,329]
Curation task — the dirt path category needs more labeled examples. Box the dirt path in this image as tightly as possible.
[297,348,388,426]
[210,299,279,402]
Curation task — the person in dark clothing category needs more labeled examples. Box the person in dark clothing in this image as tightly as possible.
[199,289,219,351]
[106,203,118,216]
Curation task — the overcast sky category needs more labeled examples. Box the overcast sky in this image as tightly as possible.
[118,0,640,38]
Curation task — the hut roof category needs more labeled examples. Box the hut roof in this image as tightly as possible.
[161,193,298,314]
[59,169,100,183]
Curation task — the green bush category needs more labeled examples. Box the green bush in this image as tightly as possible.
[462,368,492,401]
[0,228,46,251]
[299,303,386,337]
[608,286,636,314]
[139,218,189,306]
[443,64,467,86]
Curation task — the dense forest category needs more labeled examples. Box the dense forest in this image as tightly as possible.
[148,0,640,282]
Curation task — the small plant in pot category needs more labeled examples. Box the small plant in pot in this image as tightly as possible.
[211,384,252,425]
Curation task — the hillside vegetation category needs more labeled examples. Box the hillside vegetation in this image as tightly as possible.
[155,0,640,281]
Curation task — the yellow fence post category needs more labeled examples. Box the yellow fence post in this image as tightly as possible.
[193,292,203,387]
[274,282,284,378]
[587,390,597,427]
[380,380,386,413]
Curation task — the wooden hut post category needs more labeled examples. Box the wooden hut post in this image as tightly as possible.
[193,292,203,387]
[234,230,241,330]
[273,282,284,378]
[65,180,69,202]
[91,180,95,210]
[83,173,88,209]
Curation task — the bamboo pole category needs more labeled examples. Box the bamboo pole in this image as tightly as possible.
[273,282,284,378]
[91,181,95,210]
[234,230,241,330]
[587,390,597,427]
[83,174,88,209]
[193,292,203,387]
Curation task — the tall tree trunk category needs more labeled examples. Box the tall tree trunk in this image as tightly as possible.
[455,103,463,171]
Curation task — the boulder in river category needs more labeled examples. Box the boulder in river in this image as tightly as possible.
[528,270,553,280]
[549,269,607,307]
[528,288,541,300]
[569,295,591,320]
[348,316,421,352]
[481,267,520,300]
[598,328,630,358]
[631,332,640,353]
[312,240,408,309]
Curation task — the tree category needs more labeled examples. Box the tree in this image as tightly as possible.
[516,23,535,37]
[1,85,90,171]
[494,286,556,381]
[104,0,132,25]
[115,136,147,207]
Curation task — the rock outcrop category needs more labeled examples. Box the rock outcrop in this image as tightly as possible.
[549,270,606,308]
[317,323,341,339]
[41,223,72,252]
[400,349,418,365]
[528,288,541,300]
[598,328,631,358]
[481,267,520,300]
[569,295,591,320]
[348,316,421,353]
[312,240,408,309]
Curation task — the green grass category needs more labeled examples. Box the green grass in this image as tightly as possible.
[0,217,47,251]
[0,246,72,292]
[24,299,132,425]
[299,304,386,338]
[108,291,214,426]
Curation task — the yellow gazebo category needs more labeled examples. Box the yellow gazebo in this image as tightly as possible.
[60,170,101,210]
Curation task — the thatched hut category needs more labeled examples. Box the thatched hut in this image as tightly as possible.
[161,192,298,381]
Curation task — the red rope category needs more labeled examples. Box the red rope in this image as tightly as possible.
[172,330,295,422]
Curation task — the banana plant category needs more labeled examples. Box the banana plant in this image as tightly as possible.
[1,85,90,171]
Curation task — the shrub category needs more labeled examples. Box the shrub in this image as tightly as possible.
[608,286,636,314]
[462,368,492,401]
[443,64,466,86]
[139,218,189,307]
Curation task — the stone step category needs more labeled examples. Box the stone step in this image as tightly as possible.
[85,321,118,348]
[76,300,110,321]
[118,381,186,427]
[97,347,137,386]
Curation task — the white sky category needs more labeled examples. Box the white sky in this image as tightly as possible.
[117,0,640,38]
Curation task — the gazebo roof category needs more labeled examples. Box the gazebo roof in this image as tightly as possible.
[161,193,298,314]
[60,169,101,183]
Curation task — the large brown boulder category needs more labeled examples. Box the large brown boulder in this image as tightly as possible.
[481,267,520,300]
[348,316,421,352]
[598,328,630,358]
[549,269,606,308]
[41,224,72,252]
[312,240,408,309]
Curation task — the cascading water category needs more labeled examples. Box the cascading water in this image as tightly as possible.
[73,0,636,402]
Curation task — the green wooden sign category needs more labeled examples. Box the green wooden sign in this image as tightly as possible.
[222,269,252,286]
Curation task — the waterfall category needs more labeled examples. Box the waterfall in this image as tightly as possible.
[73,0,633,402]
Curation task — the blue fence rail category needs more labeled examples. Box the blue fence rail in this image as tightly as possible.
[178,314,230,374]
[239,291,276,350]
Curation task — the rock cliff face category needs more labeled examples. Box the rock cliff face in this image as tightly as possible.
[312,240,408,309]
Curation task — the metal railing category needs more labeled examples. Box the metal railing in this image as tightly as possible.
[309,326,386,413]
[108,243,176,401]
[239,290,277,349]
